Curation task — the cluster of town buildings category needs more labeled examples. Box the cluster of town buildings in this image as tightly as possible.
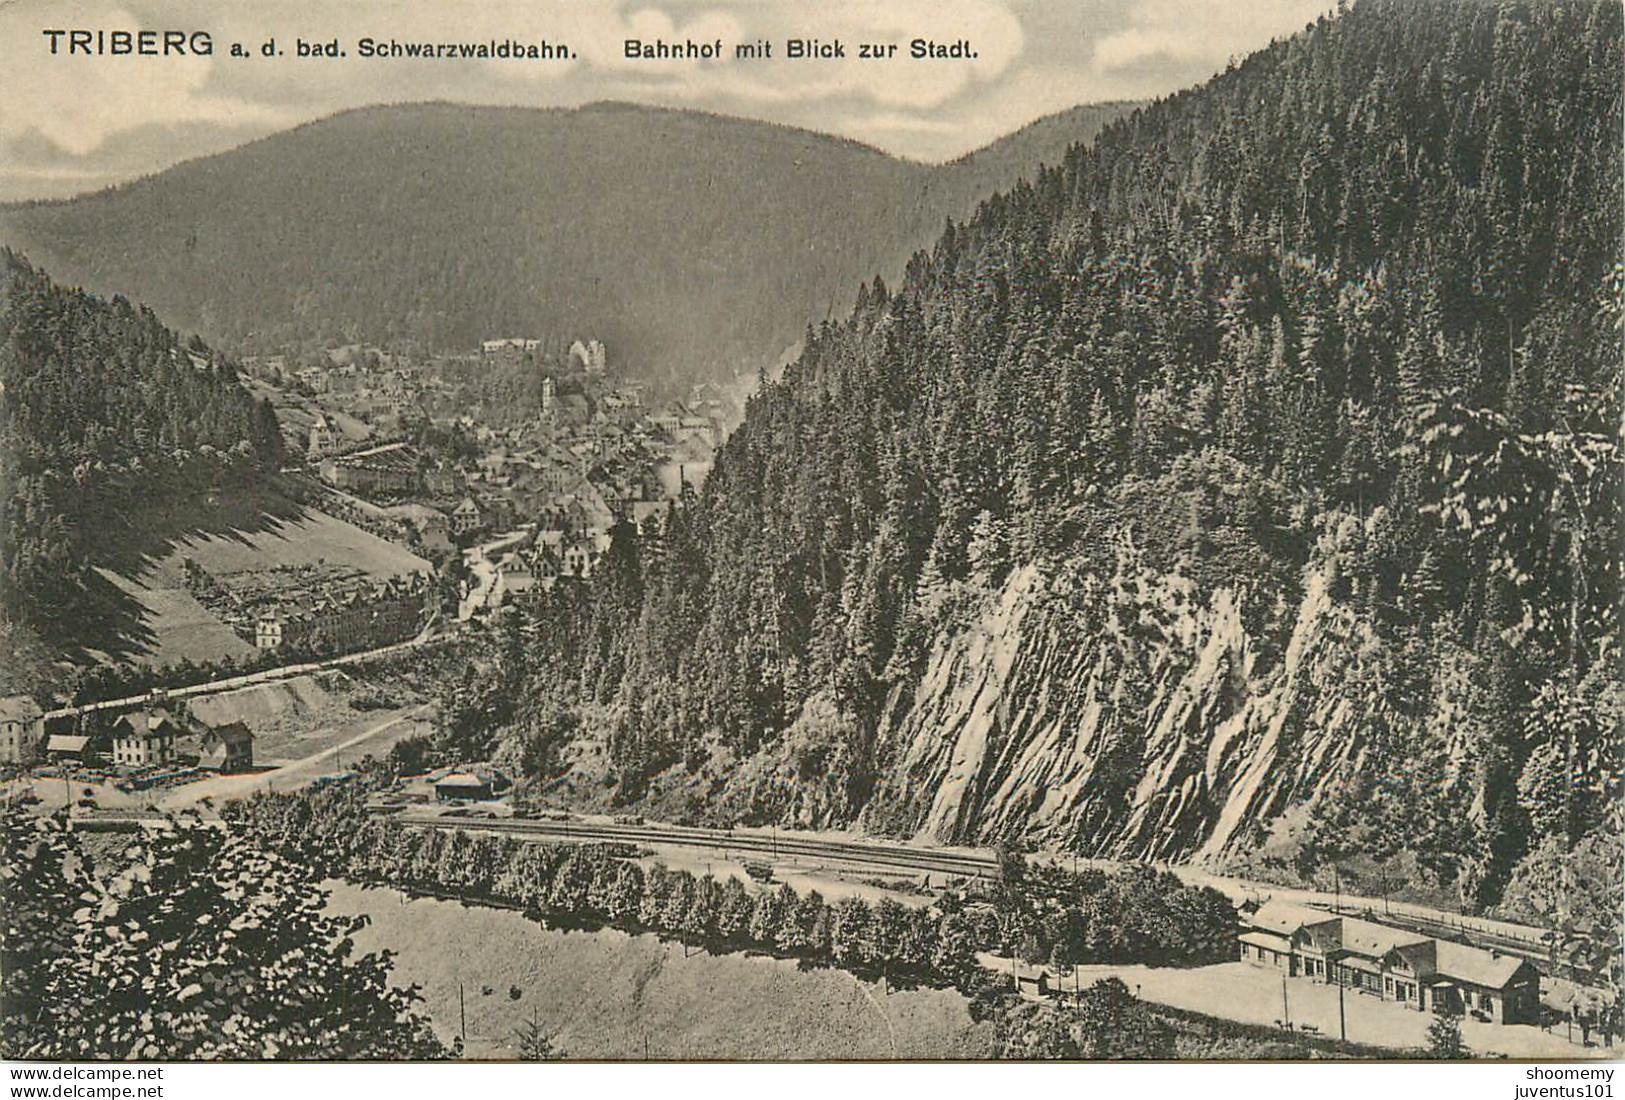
[467,491,667,612]
[251,572,434,654]
[269,336,731,595]
[0,693,253,775]
[1238,899,1542,1025]
[180,556,436,657]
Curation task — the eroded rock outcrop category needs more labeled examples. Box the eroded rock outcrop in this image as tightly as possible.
[861,554,1382,864]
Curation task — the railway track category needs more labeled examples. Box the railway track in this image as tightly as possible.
[381,810,1597,985]
[388,811,1001,880]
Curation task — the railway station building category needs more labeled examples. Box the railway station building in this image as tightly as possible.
[1239,900,1541,1024]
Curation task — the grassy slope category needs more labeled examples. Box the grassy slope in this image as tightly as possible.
[326,880,995,1060]
[152,505,428,577]
[91,567,255,667]
[181,671,436,765]
[87,496,428,667]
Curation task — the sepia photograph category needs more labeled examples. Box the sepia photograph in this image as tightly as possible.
[0,0,1619,1078]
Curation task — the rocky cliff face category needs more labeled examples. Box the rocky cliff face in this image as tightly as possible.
[860,549,1385,864]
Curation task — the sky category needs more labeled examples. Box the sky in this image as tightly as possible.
[0,0,1336,202]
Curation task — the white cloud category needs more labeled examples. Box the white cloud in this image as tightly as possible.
[463,0,1024,110]
[1,1,286,155]
[1093,0,1331,72]
[0,0,1341,197]
[585,5,745,74]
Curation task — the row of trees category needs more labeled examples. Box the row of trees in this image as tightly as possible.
[225,782,1243,996]
[963,856,1240,971]
[227,783,987,991]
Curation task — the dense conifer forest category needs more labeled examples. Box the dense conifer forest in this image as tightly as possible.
[0,250,284,647]
[497,0,1621,921]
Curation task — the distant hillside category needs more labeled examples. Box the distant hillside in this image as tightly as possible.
[0,101,1130,385]
[939,102,1139,206]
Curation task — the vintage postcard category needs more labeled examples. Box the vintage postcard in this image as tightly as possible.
[0,0,1619,1078]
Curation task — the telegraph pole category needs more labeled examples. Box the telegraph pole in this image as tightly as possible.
[1282,972,1291,1031]
[458,981,467,1050]
[1338,974,1347,1042]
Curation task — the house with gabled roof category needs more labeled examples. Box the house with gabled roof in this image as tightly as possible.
[1429,940,1541,1024]
[307,413,340,458]
[491,551,535,605]
[111,708,186,768]
[43,710,110,766]
[1331,915,1432,997]
[195,721,254,774]
[432,766,511,802]
[452,497,485,537]
[1239,902,1542,1024]
[1239,900,1343,979]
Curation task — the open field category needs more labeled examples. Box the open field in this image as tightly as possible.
[181,670,432,766]
[326,881,994,1060]
[97,504,429,667]
[161,702,434,809]
[93,567,254,667]
[184,673,432,766]
[184,673,348,759]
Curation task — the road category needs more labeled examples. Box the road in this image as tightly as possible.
[159,703,435,809]
[457,528,533,620]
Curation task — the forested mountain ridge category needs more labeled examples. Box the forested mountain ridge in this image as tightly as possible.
[0,101,1131,385]
[488,0,1621,925]
[0,250,283,652]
